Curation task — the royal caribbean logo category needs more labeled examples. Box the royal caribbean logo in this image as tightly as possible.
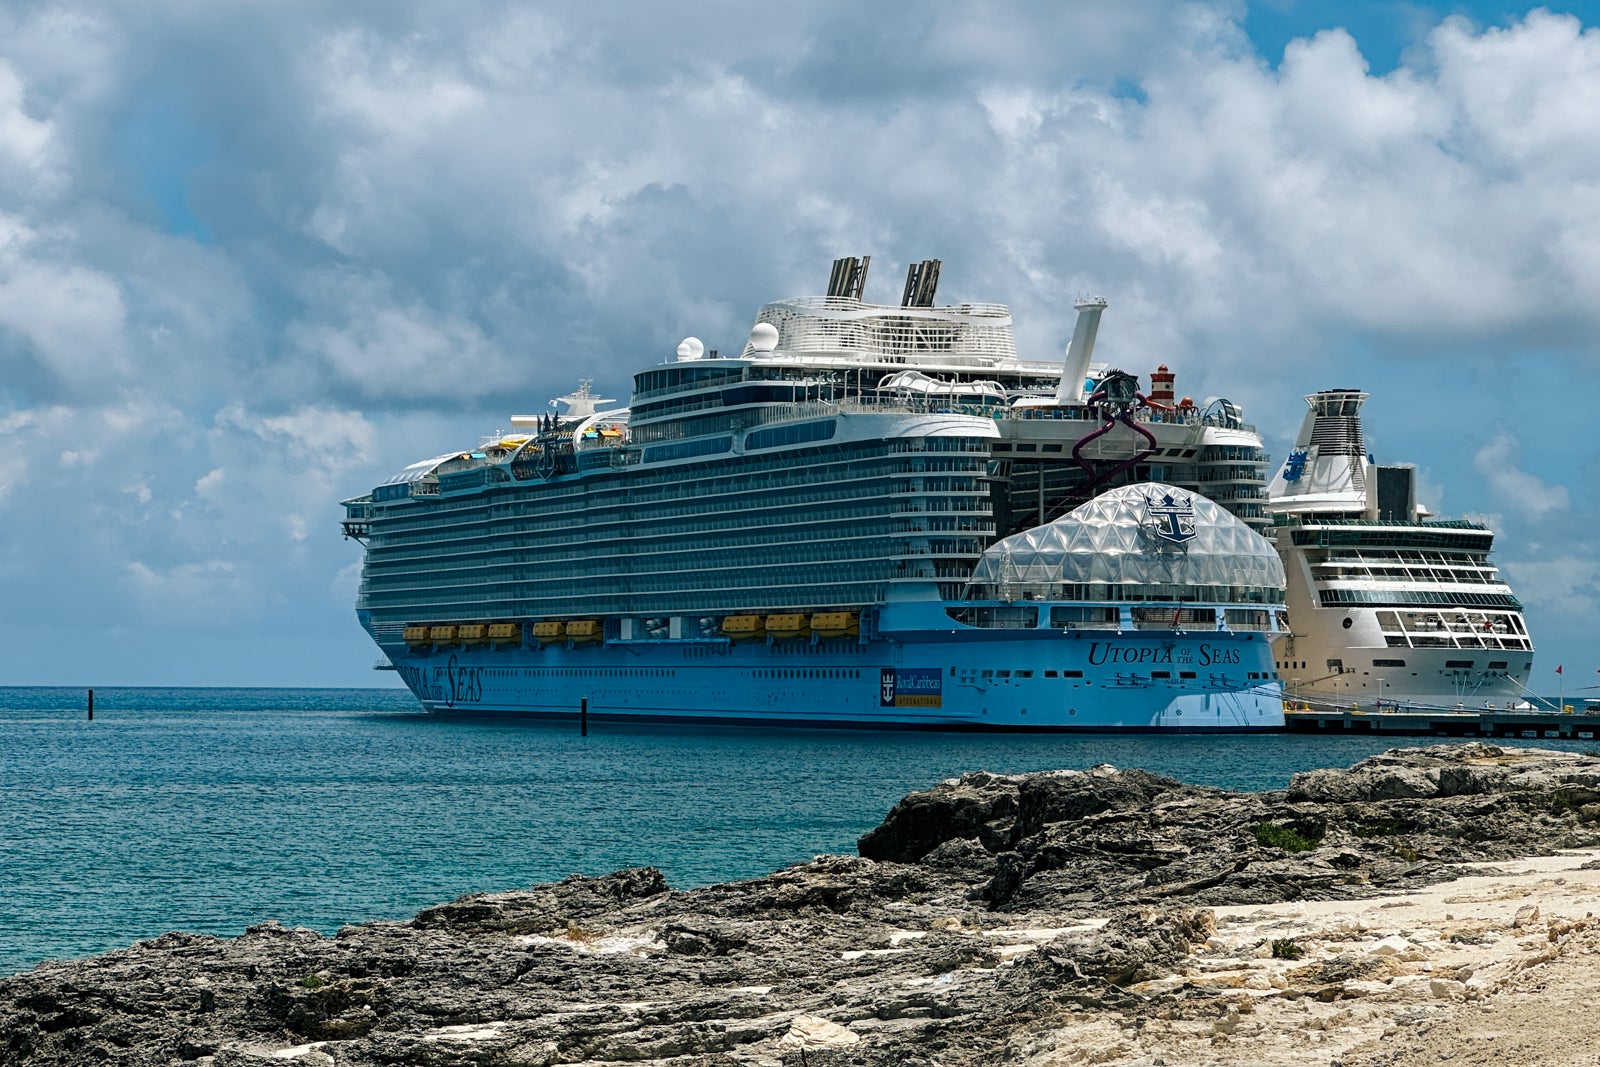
[1144,491,1197,544]
[880,668,943,707]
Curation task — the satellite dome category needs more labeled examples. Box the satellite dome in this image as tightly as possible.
[747,321,780,354]
[675,336,705,361]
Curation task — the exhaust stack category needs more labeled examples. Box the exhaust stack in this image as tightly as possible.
[1055,297,1108,404]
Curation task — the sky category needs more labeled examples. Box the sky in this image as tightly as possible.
[2,1,1599,690]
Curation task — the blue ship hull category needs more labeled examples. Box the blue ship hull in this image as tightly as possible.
[375,605,1284,733]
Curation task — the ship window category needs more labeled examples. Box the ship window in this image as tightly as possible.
[1488,661,1508,669]
[1179,671,1196,679]
[1016,670,1033,678]
[1063,670,1083,678]
[1372,659,1406,667]
[997,670,1011,678]
[1045,670,1058,678]
[1445,660,1474,668]
[982,670,993,678]
[1152,671,1171,679]
[1326,659,1343,670]
[1042,444,1063,453]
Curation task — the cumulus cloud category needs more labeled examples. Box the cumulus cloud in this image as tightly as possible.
[1502,557,1600,620]
[4,0,1600,682]
[1473,432,1569,516]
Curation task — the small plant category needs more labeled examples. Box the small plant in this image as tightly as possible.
[1393,844,1421,863]
[1254,821,1317,853]
[1354,818,1404,839]
[299,974,325,990]
[1270,938,1304,960]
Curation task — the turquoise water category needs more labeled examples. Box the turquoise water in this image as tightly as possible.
[1,686,1593,976]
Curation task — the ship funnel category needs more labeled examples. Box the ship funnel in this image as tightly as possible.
[1055,297,1108,404]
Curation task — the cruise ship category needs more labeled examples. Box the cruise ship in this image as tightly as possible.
[1266,389,1535,710]
[341,258,1289,731]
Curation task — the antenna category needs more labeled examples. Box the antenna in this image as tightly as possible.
[901,259,941,307]
[826,256,870,300]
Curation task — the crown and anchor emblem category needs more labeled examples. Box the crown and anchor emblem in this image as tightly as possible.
[1143,490,1197,544]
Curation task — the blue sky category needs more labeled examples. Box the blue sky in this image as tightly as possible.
[1,1,1598,690]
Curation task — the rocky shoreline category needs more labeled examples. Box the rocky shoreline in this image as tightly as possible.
[6,743,1600,1066]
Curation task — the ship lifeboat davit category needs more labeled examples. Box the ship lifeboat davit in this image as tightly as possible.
[765,614,810,640]
[428,625,458,648]
[564,619,602,645]
[811,611,860,639]
[722,615,766,641]
[532,621,565,647]
[457,624,488,648]
[487,622,521,647]
[403,625,432,648]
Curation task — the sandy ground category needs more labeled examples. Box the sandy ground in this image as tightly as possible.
[1017,849,1600,1066]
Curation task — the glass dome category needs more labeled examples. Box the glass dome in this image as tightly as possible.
[967,482,1285,603]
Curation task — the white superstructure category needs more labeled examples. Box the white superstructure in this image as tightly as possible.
[1266,389,1535,710]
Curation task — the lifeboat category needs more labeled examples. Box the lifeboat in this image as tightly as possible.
[487,623,521,647]
[721,615,766,641]
[457,624,488,648]
[765,613,810,640]
[565,619,602,644]
[403,625,432,648]
[428,625,458,647]
[532,621,565,647]
[811,611,860,639]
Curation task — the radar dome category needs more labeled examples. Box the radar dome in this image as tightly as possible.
[747,321,780,354]
[675,336,705,361]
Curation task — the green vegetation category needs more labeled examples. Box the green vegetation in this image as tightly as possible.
[1353,818,1405,839]
[1392,844,1420,863]
[1254,821,1317,853]
[299,974,325,990]
[1270,938,1304,960]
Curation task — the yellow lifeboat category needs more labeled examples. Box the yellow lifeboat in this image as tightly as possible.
[487,623,521,647]
[428,625,458,647]
[565,619,602,644]
[532,621,565,647]
[722,615,766,641]
[765,614,810,640]
[403,625,432,648]
[458,624,488,648]
[811,611,860,639]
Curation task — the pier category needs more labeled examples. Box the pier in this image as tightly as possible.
[1285,705,1600,740]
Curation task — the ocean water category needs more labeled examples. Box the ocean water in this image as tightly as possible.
[1,686,1593,976]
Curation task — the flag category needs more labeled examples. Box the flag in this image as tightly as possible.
[1556,665,1563,675]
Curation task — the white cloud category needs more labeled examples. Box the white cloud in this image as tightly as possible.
[1473,432,1569,517]
[1503,556,1600,620]
[195,467,225,498]
[4,1,1600,683]
[0,60,55,181]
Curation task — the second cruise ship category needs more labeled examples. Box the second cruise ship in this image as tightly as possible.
[1266,389,1535,710]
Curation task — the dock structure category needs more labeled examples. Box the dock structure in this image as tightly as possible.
[1285,706,1600,740]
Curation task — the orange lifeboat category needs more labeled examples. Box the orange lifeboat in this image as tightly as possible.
[811,612,860,640]
[721,615,765,641]
[765,614,810,640]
